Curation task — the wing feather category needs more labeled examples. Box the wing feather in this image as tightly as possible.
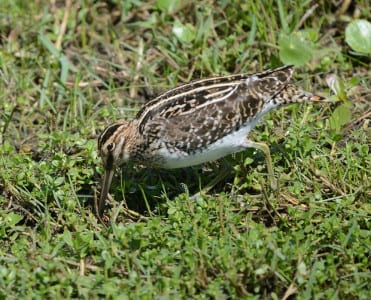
[137,65,294,133]
[141,66,294,152]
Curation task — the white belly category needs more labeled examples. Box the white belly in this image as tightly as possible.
[157,121,257,169]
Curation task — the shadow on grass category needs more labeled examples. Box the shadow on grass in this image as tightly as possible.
[90,149,290,227]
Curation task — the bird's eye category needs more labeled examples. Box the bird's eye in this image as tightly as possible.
[106,143,115,152]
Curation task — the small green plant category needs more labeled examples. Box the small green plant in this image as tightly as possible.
[345,19,371,55]
[279,31,314,66]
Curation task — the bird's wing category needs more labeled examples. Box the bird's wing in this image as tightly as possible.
[137,65,294,134]
[142,66,294,153]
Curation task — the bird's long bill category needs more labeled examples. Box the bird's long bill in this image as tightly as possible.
[98,167,114,218]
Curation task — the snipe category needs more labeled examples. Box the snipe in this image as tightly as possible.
[97,65,324,217]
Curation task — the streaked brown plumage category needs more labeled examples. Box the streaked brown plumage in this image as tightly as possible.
[97,65,325,217]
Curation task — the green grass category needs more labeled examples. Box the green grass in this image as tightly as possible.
[0,1,370,298]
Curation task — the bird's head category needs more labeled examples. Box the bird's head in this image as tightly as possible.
[97,120,131,218]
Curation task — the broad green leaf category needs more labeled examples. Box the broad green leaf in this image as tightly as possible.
[329,103,352,132]
[279,33,313,66]
[63,230,74,247]
[297,28,319,42]
[244,157,254,166]
[156,0,183,14]
[5,212,23,227]
[172,20,196,43]
[167,207,177,215]
[54,177,64,186]
[345,19,371,54]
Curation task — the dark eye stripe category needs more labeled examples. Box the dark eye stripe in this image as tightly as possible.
[98,123,122,150]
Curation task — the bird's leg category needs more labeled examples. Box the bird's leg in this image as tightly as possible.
[243,140,278,190]
[189,159,233,200]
